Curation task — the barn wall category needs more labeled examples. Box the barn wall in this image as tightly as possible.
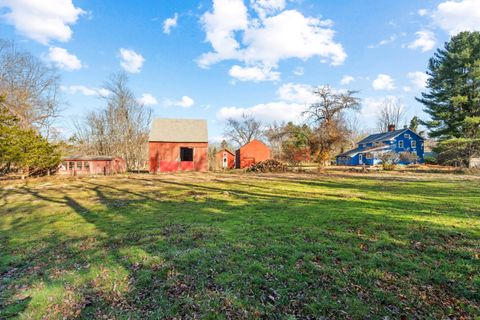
[149,142,208,173]
[236,140,271,169]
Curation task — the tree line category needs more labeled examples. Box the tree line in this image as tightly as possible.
[0,40,151,177]
[1,31,479,177]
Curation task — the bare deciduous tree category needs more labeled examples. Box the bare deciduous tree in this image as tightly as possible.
[303,86,360,166]
[376,98,406,132]
[224,113,263,147]
[0,40,61,137]
[264,121,287,160]
[73,73,151,171]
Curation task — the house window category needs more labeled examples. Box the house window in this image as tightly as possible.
[69,161,74,170]
[398,140,404,148]
[77,162,83,170]
[411,140,416,148]
[84,162,90,170]
[404,133,410,138]
[180,147,194,161]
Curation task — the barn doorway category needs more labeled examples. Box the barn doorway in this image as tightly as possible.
[180,147,194,161]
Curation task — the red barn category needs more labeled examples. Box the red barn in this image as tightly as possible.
[216,149,235,169]
[149,118,208,173]
[58,156,126,176]
[235,139,271,169]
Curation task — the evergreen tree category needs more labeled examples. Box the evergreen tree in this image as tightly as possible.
[409,116,420,132]
[0,96,61,177]
[417,31,480,139]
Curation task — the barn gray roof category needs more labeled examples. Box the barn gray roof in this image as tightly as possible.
[149,118,208,142]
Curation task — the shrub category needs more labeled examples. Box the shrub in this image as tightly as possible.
[378,151,399,171]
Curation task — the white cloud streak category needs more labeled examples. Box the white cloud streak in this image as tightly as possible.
[119,48,145,73]
[0,0,85,44]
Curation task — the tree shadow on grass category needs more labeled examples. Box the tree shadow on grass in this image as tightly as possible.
[1,176,479,318]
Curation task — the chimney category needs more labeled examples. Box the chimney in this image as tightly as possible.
[387,124,395,132]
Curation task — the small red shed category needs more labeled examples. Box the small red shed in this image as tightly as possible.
[216,149,235,169]
[58,156,126,176]
[149,118,208,173]
[235,139,271,169]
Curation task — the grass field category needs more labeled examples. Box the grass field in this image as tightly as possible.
[1,172,479,319]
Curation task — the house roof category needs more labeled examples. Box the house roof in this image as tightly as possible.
[337,145,390,157]
[217,148,234,155]
[149,118,208,142]
[357,128,425,145]
[62,156,121,161]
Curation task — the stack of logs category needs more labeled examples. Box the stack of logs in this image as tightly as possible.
[246,159,287,173]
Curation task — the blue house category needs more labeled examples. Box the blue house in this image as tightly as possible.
[336,125,425,166]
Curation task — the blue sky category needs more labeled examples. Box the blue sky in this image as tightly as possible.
[1,0,479,142]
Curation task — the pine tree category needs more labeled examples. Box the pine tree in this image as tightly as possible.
[417,31,480,140]
[0,95,61,177]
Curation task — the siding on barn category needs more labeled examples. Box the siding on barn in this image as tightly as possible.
[235,140,271,169]
[149,142,208,173]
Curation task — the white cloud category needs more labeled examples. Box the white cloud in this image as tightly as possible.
[293,66,304,76]
[198,0,346,81]
[276,83,317,104]
[407,71,429,89]
[372,74,396,91]
[198,0,249,67]
[119,48,145,73]
[0,0,85,44]
[164,96,195,108]
[432,0,480,35]
[217,101,306,123]
[251,0,286,19]
[61,85,110,97]
[138,93,158,106]
[46,46,82,71]
[229,65,280,82]
[362,96,405,120]
[418,9,428,16]
[340,75,355,85]
[217,81,320,123]
[403,86,412,92]
[408,30,436,52]
[163,13,178,34]
[368,34,397,49]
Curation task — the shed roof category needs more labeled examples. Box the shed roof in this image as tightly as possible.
[217,148,234,155]
[62,155,121,161]
[337,145,390,157]
[149,118,208,142]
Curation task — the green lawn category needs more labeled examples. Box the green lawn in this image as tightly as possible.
[0,172,479,319]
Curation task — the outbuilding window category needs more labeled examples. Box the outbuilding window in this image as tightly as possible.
[77,162,82,170]
[84,161,90,170]
[180,147,194,161]
[69,162,74,170]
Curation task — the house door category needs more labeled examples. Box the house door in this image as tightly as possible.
[358,154,363,165]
